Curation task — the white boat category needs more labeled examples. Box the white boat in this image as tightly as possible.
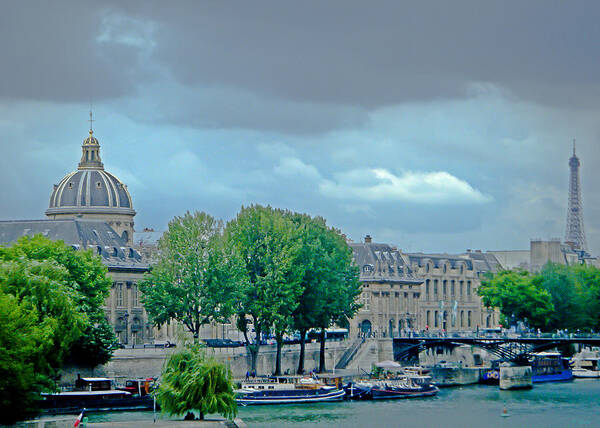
[572,368,600,378]
[236,375,345,405]
[571,357,600,378]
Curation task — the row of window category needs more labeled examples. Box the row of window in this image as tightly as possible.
[425,310,496,329]
[360,291,421,312]
[423,262,468,274]
[425,279,472,297]
[114,282,141,308]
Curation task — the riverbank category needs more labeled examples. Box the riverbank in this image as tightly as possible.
[88,418,247,428]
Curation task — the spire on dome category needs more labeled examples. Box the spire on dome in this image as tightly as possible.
[89,109,95,133]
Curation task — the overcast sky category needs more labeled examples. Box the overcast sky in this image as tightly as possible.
[1,1,599,254]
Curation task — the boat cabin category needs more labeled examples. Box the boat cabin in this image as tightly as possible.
[121,378,155,396]
[74,376,113,391]
[241,375,325,391]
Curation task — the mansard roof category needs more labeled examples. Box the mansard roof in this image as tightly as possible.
[0,219,147,272]
[349,241,423,284]
[406,251,501,273]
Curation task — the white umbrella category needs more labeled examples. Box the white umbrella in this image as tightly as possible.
[375,360,402,369]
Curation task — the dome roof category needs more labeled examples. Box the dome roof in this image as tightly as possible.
[47,169,134,214]
[46,126,135,217]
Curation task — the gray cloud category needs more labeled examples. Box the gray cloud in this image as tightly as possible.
[3,1,600,134]
[1,2,599,257]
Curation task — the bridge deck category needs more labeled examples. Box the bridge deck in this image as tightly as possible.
[392,336,600,363]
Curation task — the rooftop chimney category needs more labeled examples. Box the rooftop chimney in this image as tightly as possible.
[364,234,372,244]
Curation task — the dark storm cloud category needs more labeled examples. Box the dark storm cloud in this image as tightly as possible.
[0,2,150,102]
[3,1,600,132]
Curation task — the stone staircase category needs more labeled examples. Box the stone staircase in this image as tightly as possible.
[346,338,379,372]
[335,337,365,369]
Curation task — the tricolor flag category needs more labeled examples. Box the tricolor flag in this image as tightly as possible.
[73,410,84,427]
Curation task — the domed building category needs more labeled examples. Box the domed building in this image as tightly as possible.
[0,118,183,348]
[46,128,135,245]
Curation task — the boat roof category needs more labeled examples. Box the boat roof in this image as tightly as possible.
[81,377,113,382]
[44,390,130,396]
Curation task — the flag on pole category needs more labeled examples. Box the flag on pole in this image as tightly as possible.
[73,410,84,427]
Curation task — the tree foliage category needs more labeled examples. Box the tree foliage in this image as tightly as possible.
[140,211,244,342]
[480,264,600,331]
[156,346,237,421]
[287,212,361,373]
[0,257,85,424]
[478,270,554,329]
[225,205,304,373]
[0,235,117,367]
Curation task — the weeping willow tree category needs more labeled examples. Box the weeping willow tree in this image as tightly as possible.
[156,346,237,421]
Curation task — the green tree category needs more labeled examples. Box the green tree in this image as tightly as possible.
[287,213,361,374]
[0,258,84,424]
[571,264,600,330]
[139,212,244,343]
[156,346,237,421]
[478,270,553,329]
[225,205,304,373]
[532,264,583,330]
[0,235,117,367]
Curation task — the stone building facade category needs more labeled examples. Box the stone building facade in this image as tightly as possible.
[406,250,501,332]
[349,235,423,338]
[348,236,501,337]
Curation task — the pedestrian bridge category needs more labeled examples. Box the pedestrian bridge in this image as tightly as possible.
[393,336,600,363]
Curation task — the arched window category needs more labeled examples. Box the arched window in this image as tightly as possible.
[434,311,439,328]
[460,310,465,328]
[443,263,447,273]
[467,281,471,296]
[451,280,455,296]
[122,230,129,242]
[360,320,372,336]
[443,280,447,296]
[468,311,472,327]
[425,279,430,298]
[426,310,431,327]
[434,279,438,295]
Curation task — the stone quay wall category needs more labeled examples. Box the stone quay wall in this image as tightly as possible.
[61,340,352,385]
[499,365,532,390]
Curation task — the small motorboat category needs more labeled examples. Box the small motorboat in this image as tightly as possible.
[571,357,600,378]
[370,375,439,400]
[346,374,438,400]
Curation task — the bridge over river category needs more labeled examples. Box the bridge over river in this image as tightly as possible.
[393,336,600,363]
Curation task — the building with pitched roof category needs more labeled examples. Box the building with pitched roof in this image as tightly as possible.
[349,235,501,336]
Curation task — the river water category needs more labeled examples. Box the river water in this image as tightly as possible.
[238,380,600,428]
[88,380,600,427]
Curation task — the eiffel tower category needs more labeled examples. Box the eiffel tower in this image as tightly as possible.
[564,140,587,252]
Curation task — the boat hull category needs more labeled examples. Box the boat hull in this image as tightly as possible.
[40,395,155,415]
[371,385,439,400]
[343,382,372,400]
[236,388,345,405]
[532,369,573,383]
